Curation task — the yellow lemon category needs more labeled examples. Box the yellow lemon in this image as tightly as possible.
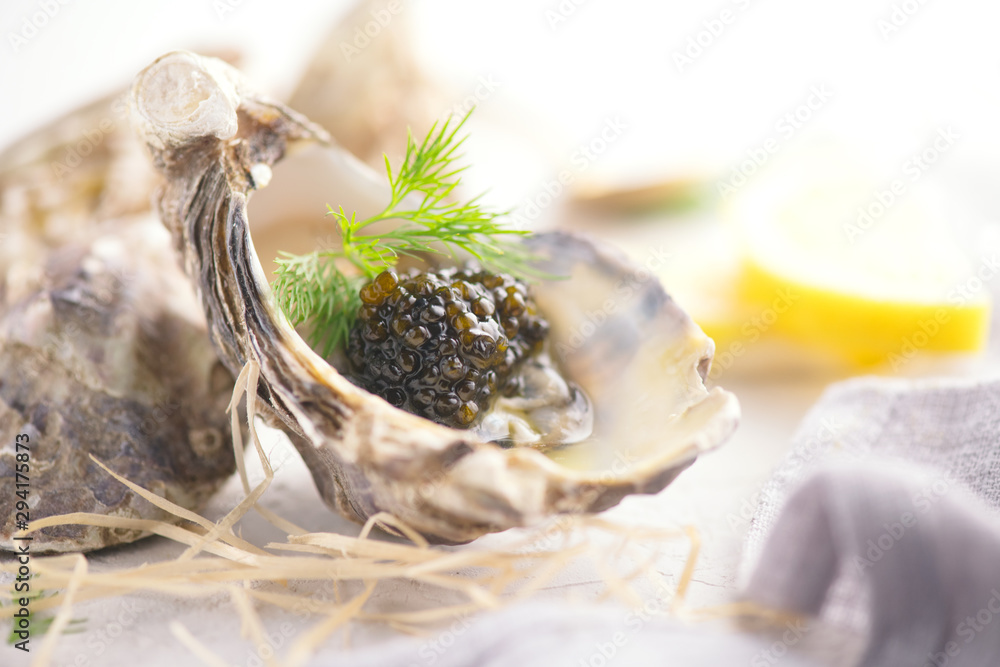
[722,138,990,370]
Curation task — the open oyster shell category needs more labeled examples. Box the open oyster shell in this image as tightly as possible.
[131,51,740,544]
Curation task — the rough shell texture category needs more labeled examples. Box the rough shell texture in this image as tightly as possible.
[131,51,740,544]
[0,91,239,553]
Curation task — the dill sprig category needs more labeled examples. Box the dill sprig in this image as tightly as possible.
[5,580,85,644]
[272,110,545,357]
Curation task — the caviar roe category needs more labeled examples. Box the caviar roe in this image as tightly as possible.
[346,267,549,428]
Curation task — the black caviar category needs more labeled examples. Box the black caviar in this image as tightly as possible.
[346,267,549,428]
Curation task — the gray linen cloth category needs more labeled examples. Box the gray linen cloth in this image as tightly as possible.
[743,375,1000,667]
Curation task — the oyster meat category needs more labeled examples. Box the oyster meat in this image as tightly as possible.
[130,51,740,544]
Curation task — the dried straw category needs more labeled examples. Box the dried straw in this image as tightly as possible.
[0,361,781,664]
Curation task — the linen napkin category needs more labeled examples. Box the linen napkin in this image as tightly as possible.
[742,375,1000,667]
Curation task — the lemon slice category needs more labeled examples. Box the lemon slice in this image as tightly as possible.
[569,138,990,375]
[726,138,990,369]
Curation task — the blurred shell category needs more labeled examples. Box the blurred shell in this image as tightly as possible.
[0,90,238,553]
[130,51,740,544]
[287,0,445,169]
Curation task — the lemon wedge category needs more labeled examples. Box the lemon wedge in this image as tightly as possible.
[721,138,991,370]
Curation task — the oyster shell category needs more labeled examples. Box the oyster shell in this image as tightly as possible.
[286,0,444,168]
[0,92,241,552]
[131,51,740,544]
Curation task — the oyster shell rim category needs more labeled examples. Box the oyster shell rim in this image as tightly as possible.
[130,50,741,543]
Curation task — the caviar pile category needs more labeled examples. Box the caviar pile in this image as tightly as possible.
[346,267,549,428]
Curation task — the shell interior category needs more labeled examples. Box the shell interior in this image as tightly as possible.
[247,143,735,479]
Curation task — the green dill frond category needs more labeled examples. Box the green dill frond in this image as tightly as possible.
[271,251,363,359]
[273,109,548,356]
[5,581,85,644]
